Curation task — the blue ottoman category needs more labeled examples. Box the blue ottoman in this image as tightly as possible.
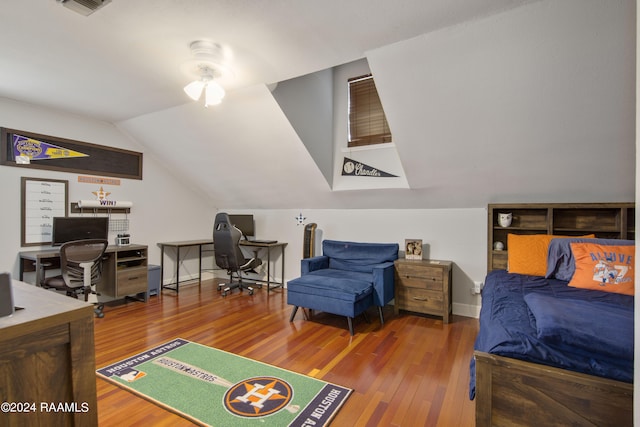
[287,274,374,335]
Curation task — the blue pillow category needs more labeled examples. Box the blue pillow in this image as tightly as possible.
[546,238,634,281]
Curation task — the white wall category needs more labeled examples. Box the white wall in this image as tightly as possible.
[154,0,632,210]
[222,208,486,317]
[366,0,635,207]
[272,69,335,187]
[0,96,486,318]
[0,97,214,283]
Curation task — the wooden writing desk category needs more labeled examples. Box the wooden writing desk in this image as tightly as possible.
[157,239,287,294]
[158,239,214,293]
[19,244,149,300]
[0,280,98,426]
[239,240,288,293]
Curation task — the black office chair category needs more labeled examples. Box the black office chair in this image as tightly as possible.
[213,212,262,296]
[41,239,109,318]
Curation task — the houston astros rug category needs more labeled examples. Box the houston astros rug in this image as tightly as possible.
[97,338,351,426]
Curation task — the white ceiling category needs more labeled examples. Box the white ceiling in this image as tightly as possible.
[1,0,535,122]
[1,1,634,210]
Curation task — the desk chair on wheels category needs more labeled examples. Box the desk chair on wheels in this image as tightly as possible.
[213,212,262,296]
[41,239,109,318]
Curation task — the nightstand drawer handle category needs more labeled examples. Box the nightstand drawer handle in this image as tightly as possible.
[412,296,429,301]
[405,275,437,281]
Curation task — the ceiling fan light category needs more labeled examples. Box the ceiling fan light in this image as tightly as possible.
[204,81,225,107]
[184,80,205,101]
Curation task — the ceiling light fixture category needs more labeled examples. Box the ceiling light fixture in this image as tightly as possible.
[184,65,225,107]
[183,41,229,107]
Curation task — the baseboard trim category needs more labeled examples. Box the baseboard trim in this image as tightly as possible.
[453,302,480,319]
[162,271,216,285]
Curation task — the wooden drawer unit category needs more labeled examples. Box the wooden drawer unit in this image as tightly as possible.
[394,259,453,323]
[101,244,148,299]
[116,266,147,296]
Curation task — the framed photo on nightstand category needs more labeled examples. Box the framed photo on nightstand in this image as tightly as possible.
[404,239,423,260]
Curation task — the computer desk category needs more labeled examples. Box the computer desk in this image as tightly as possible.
[19,247,61,285]
[157,239,287,294]
[19,244,149,300]
[158,239,214,294]
[239,240,288,293]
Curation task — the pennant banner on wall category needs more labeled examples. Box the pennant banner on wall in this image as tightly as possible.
[13,134,89,161]
[341,157,397,177]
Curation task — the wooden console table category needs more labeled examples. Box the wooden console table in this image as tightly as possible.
[0,280,98,426]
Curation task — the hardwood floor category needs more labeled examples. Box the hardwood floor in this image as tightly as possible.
[94,279,479,426]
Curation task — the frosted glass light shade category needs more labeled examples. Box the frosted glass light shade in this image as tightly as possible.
[184,80,205,101]
[204,82,225,107]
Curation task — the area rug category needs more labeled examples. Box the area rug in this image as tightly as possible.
[97,338,351,426]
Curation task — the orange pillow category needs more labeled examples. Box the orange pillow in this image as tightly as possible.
[507,234,595,276]
[568,242,634,295]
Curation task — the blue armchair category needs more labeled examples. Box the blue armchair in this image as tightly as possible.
[287,240,399,335]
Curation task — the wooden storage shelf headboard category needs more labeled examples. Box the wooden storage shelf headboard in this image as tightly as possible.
[487,202,635,272]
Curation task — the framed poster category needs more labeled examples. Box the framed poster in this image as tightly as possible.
[404,239,423,260]
[21,177,68,246]
[2,128,143,180]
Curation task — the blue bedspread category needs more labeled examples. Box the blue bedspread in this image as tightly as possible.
[469,269,633,399]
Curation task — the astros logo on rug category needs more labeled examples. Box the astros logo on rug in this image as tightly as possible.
[224,376,299,417]
[117,368,146,382]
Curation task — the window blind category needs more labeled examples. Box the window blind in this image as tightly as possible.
[348,74,392,147]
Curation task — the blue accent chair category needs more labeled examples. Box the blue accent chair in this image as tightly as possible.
[287,240,399,335]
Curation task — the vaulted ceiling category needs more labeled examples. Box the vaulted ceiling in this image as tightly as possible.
[2,0,535,122]
[1,0,634,209]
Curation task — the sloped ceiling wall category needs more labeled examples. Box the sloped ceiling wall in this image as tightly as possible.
[368,0,635,207]
[118,0,635,209]
[118,84,331,209]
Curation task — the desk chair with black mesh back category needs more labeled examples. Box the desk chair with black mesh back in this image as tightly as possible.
[41,239,109,318]
[213,213,262,296]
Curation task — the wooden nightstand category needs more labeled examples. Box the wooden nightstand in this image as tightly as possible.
[394,259,453,323]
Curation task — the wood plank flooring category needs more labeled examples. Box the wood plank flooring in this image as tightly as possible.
[94,279,479,426]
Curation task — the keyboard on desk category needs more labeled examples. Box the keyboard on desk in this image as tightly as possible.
[250,239,278,244]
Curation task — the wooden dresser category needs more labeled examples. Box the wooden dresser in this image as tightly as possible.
[394,259,453,323]
[0,280,98,426]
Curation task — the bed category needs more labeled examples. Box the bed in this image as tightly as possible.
[471,204,634,427]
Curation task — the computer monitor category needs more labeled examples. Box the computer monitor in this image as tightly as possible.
[51,216,109,246]
[228,214,255,238]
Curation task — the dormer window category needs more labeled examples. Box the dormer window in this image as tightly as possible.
[347,74,392,147]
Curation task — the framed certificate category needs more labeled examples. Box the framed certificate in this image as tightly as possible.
[21,177,68,246]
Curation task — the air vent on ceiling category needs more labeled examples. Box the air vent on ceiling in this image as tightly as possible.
[57,0,111,16]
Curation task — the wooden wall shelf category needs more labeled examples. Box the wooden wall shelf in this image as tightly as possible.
[487,202,635,272]
[70,202,130,214]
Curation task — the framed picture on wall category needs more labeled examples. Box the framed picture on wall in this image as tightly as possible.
[404,239,423,260]
[21,177,68,246]
[2,127,143,180]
